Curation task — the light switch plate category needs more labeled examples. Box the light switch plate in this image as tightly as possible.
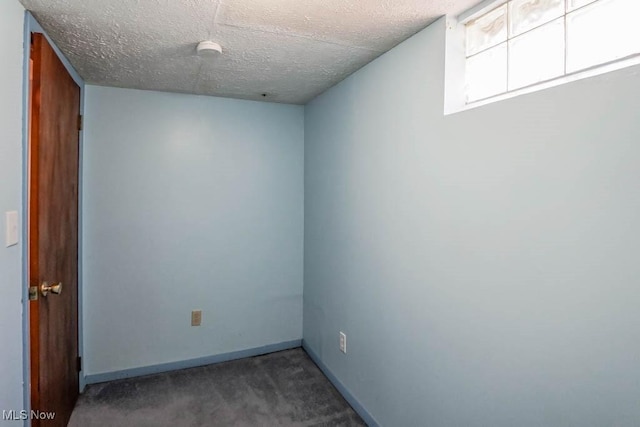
[5,211,18,247]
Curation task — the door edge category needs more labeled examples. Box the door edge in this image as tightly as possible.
[21,13,87,426]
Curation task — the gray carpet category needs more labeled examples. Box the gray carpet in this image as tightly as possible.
[69,348,366,427]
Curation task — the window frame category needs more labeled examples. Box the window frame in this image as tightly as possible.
[443,0,640,114]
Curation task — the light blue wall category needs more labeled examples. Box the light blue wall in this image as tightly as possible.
[0,2,26,423]
[83,86,304,375]
[304,18,640,427]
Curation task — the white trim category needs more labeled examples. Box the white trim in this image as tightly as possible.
[458,0,506,24]
[444,17,468,115]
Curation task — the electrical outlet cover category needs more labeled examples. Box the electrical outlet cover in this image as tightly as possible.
[191,310,202,326]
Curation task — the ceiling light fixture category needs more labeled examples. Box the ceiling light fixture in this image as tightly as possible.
[196,40,222,57]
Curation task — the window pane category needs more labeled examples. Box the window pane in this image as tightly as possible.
[567,0,640,73]
[568,0,597,11]
[466,43,508,102]
[466,4,508,56]
[508,18,565,90]
[509,0,565,37]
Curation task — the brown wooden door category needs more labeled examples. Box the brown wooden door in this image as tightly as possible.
[29,33,81,427]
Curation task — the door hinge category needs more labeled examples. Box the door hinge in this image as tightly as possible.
[77,356,82,372]
[78,114,83,131]
[29,286,38,301]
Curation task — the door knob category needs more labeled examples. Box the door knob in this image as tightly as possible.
[41,282,62,297]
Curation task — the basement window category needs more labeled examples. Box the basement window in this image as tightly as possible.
[445,0,640,112]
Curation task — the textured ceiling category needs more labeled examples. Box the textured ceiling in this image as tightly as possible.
[20,0,480,104]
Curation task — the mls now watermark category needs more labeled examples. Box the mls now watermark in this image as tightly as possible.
[3,410,56,421]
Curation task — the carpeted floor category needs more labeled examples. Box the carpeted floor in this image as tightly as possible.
[69,348,366,427]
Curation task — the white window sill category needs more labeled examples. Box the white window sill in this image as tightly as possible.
[451,53,640,115]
